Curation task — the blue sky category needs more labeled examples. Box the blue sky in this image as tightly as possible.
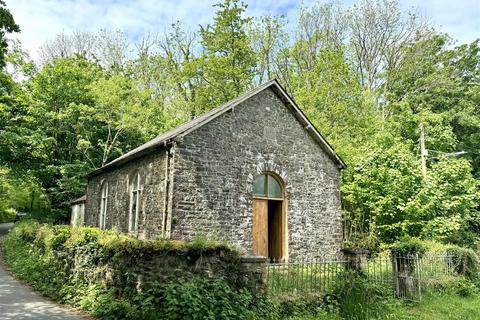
[5,0,480,61]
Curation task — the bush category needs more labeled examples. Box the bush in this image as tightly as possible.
[331,270,392,320]
[432,276,479,297]
[343,233,381,256]
[2,222,67,299]
[390,236,427,257]
[421,216,473,246]
[274,293,333,319]
[156,277,256,320]
[447,277,479,297]
[1,220,265,320]
[12,218,40,242]
[446,246,480,281]
[0,208,15,223]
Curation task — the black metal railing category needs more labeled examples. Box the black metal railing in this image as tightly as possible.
[266,252,460,301]
[267,258,347,295]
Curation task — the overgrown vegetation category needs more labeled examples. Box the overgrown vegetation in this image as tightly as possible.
[0,0,479,317]
[331,271,394,320]
[4,220,480,319]
[446,247,480,282]
[386,292,480,320]
[2,220,268,320]
[267,270,480,320]
[390,237,427,257]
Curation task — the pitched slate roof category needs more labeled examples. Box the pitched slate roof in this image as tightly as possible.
[88,79,346,177]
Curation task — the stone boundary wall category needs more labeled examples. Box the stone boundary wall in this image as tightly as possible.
[72,246,268,295]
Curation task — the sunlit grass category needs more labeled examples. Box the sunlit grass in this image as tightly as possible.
[390,293,480,320]
[283,293,480,320]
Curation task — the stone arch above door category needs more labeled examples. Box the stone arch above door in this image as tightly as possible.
[246,159,290,195]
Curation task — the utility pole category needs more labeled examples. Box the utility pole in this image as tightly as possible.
[419,123,427,179]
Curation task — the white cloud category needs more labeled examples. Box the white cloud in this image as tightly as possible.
[399,0,480,45]
[6,0,218,60]
[5,0,479,62]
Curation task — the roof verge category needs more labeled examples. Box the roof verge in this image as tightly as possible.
[88,79,346,177]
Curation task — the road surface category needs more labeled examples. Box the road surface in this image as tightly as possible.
[0,223,90,320]
[0,223,13,237]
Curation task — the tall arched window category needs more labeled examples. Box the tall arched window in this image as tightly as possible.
[129,172,141,233]
[99,182,108,229]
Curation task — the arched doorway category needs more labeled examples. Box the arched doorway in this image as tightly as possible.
[251,173,286,262]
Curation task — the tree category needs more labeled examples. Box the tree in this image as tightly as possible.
[0,167,49,222]
[88,74,152,165]
[38,29,131,73]
[0,0,19,68]
[156,22,202,121]
[196,0,256,112]
[409,158,480,246]
[25,57,103,218]
[342,138,422,243]
[249,15,287,84]
[291,47,378,162]
[272,2,346,92]
[20,56,164,220]
[38,31,97,65]
[387,35,480,175]
[347,0,430,96]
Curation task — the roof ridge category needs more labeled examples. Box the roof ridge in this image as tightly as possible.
[88,79,345,177]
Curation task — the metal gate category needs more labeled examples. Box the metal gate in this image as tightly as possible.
[392,253,421,301]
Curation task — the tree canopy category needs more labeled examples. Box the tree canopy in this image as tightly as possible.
[0,0,478,248]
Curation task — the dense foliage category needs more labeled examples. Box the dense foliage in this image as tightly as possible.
[2,220,265,320]
[0,0,478,247]
[331,271,394,320]
[4,220,480,319]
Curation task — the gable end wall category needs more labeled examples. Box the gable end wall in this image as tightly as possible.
[171,88,343,261]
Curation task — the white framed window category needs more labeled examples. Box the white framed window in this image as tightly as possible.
[129,172,141,233]
[99,182,108,229]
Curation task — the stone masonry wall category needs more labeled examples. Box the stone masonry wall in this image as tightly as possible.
[85,151,167,239]
[66,242,267,296]
[102,250,267,295]
[171,88,343,261]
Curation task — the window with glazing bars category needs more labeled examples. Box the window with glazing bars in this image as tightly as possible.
[252,173,283,198]
[99,182,108,229]
[129,173,141,233]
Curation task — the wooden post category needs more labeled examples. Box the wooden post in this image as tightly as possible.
[419,123,427,179]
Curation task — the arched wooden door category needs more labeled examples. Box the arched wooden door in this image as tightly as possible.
[252,173,286,261]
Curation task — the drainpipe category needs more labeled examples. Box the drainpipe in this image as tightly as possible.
[161,147,169,238]
[162,141,176,238]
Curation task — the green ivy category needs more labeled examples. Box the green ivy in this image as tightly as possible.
[390,236,427,257]
[2,220,265,320]
[446,246,480,281]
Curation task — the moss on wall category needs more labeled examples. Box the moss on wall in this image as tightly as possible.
[2,220,268,319]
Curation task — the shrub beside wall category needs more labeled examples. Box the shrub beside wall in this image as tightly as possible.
[1,220,267,320]
[0,208,15,223]
[446,246,480,282]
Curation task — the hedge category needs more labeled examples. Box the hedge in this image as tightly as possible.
[1,220,268,320]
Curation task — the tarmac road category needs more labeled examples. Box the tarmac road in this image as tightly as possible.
[0,223,90,320]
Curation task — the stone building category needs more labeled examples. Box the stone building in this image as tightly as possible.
[83,79,346,262]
